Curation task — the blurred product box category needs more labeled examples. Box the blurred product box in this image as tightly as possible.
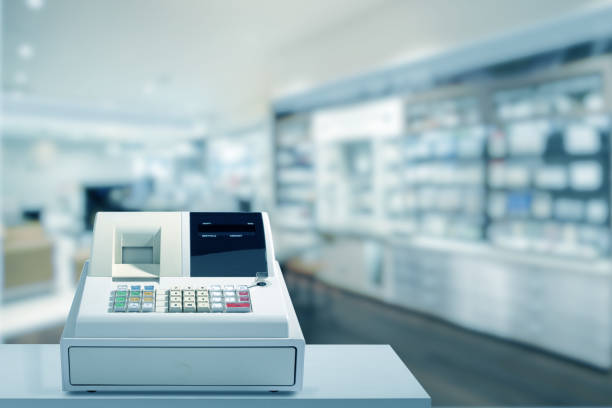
[3,223,53,295]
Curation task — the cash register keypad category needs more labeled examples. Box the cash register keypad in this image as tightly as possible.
[108,285,251,313]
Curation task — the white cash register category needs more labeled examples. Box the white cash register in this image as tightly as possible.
[60,212,305,392]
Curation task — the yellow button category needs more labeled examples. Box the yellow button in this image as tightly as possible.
[143,291,154,297]
[129,297,141,302]
[143,297,154,303]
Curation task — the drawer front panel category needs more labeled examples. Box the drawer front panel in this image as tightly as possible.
[69,346,296,386]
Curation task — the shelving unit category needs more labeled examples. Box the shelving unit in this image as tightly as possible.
[274,113,315,232]
[311,98,404,233]
[1,291,74,342]
[487,71,611,258]
[273,56,612,367]
[291,57,612,259]
[400,91,487,240]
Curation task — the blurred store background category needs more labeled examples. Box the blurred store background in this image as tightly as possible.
[3,0,612,404]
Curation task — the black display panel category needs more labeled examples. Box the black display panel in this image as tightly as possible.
[189,212,267,277]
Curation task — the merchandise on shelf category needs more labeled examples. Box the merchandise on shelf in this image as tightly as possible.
[401,95,487,240]
[487,73,610,257]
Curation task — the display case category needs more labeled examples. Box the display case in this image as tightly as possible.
[401,90,487,240]
[292,57,612,259]
[315,138,376,230]
[274,113,315,231]
[487,68,611,258]
[312,98,403,233]
[273,56,612,367]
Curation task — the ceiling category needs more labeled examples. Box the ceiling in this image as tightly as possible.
[2,0,389,125]
[2,0,609,131]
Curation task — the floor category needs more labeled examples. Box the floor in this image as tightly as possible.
[285,273,612,406]
[5,276,612,406]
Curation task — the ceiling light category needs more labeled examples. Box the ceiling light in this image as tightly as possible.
[9,90,25,100]
[15,71,29,85]
[25,0,45,10]
[32,140,57,167]
[18,43,35,60]
[143,82,156,96]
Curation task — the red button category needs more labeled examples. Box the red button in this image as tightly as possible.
[239,296,249,301]
[238,291,248,296]
[226,303,250,308]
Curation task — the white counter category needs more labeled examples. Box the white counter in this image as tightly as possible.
[0,344,430,408]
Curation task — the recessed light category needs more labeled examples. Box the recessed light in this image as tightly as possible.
[25,0,45,10]
[18,43,35,60]
[15,71,29,85]
[143,82,156,96]
[10,90,25,100]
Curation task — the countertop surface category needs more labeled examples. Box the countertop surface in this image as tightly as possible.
[0,344,430,407]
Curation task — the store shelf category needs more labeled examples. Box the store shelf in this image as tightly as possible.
[273,55,612,367]
[277,56,612,259]
[486,66,612,258]
[274,113,316,231]
[1,291,73,341]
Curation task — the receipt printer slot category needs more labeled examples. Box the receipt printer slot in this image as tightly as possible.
[112,227,161,279]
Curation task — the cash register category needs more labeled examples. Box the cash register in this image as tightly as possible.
[60,212,305,392]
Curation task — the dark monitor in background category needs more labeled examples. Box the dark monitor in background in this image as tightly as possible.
[84,185,134,231]
[22,209,42,222]
[238,198,252,212]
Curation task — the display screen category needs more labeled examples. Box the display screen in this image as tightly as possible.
[197,223,256,236]
[189,212,267,277]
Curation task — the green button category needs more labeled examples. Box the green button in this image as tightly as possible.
[114,302,126,308]
[129,291,141,297]
[115,297,126,303]
[115,290,128,296]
